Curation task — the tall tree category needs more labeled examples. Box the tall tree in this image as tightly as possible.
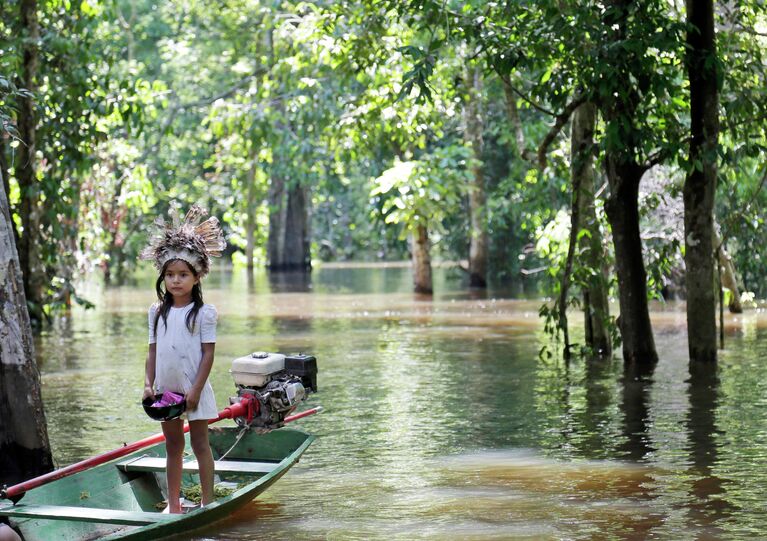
[684,0,719,363]
[388,0,688,363]
[596,0,682,366]
[372,149,471,294]
[0,168,53,489]
[571,102,612,356]
[244,148,260,272]
[16,0,46,324]
[269,179,312,271]
[463,61,488,288]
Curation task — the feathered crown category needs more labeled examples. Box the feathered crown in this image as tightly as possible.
[140,204,226,278]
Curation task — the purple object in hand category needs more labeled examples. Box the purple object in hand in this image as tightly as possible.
[151,391,184,408]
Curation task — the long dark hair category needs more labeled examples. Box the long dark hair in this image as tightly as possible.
[153,259,204,335]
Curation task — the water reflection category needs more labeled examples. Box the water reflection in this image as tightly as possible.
[579,359,617,456]
[619,362,656,462]
[267,270,313,293]
[685,364,736,537]
[29,267,767,539]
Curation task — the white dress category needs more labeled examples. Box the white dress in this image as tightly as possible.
[148,303,218,420]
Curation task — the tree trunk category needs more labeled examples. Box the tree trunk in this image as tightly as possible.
[103,165,126,287]
[267,176,311,271]
[0,141,19,250]
[501,76,532,162]
[282,182,311,270]
[266,173,286,269]
[245,152,259,272]
[684,0,718,363]
[17,0,46,324]
[599,0,658,366]
[411,224,433,294]
[463,63,488,288]
[604,160,658,365]
[572,102,612,356]
[0,169,54,489]
[713,228,742,313]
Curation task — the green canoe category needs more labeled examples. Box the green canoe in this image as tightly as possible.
[0,427,315,540]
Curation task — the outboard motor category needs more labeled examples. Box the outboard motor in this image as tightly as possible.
[230,352,318,429]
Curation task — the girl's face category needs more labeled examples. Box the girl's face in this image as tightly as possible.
[163,260,199,302]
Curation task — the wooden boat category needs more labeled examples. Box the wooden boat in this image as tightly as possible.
[0,426,314,540]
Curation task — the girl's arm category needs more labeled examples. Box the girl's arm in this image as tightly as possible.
[186,342,215,411]
[143,343,157,400]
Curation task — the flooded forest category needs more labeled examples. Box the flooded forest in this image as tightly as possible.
[2,1,767,540]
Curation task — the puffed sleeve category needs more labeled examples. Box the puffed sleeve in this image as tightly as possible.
[148,304,157,344]
[200,304,217,343]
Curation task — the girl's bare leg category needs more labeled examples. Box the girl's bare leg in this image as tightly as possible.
[0,524,22,541]
[189,419,215,505]
[162,418,185,513]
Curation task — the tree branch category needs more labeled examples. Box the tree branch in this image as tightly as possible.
[173,71,266,110]
[496,71,556,117]
[501,76,534,162]
[537,93,587,171]
[734,23,767,38]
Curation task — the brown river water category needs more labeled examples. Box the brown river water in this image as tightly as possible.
[35,264,767,540]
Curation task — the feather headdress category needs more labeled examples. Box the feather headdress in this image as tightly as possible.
[140,204,226,278]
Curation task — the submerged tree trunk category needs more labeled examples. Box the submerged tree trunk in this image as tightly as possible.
[599,0,657,366]
[463,63,488,288]
[103,163,127,287]
[282,182,311,270]
[0,170,54,488]
[267,176,311,271]
[604,160,658,365]
[17,0,46,324]
[571,102,612,356]
[411,224,433,294]
[684,0,719,363]
[245,152,259,273]
[267,173,286,268]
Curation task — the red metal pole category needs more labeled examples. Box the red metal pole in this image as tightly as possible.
[0,400,321,501]
[0,430,176,501]
[284,406,324,423]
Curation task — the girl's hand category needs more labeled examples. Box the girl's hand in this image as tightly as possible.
[142,385,155,400]
[185,388,201,411]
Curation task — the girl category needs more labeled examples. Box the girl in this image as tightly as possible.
[140,205,226,514]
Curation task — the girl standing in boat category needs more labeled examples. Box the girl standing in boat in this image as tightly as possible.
[140,205,226,514]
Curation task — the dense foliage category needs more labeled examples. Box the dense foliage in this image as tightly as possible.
[1,1,766,345]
